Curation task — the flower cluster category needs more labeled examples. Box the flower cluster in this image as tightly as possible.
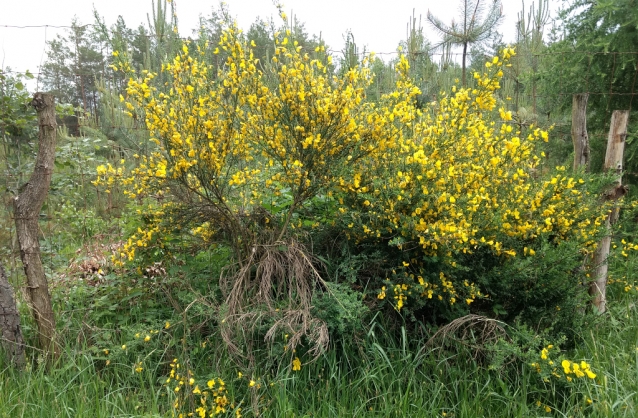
[561,359,596,380]
[531,344,597,383]
[609,238,638,293]
[93,162,124,190]
[165,358,239,417]
[619,238,638,258]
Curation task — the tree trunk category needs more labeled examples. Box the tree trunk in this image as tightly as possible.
[13,92,59,358]
[590,110,629,314]
[571,93,590,172]
[462,41,468,87]
[0,262,25,367]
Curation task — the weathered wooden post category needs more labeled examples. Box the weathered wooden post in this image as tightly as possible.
[571,93,590,172]
[590,110,629,314]
[571,94,590,315]
[0,262,25,367]
[13,92,59,358]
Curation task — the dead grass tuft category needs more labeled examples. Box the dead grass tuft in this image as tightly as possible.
[220,237,329,361]
[420,314,511,363]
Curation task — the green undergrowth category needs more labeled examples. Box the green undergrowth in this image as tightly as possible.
[2,207,637,418]
[1,280,637,418]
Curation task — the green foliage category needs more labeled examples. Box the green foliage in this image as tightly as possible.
[4,280,638,417]
[541,0,638,183]
[40,19,105,118]
[0,69,37,198]
[311,282,368,337]
[474,239,591,342]
[498,0,552,129]
[0,69,36,145]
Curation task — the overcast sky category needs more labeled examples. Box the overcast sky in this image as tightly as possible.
[1,0,562,83]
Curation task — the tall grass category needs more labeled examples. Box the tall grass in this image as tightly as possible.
[2,281,636,417]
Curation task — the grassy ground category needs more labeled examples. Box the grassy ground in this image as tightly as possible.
[1,278,637,418]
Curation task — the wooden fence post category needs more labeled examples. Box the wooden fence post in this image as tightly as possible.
[571,93,590,171]
[13,92,59,358]
[590,110,629,314]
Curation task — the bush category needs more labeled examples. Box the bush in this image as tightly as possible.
[95,28,609,354]
[332,49,608,335]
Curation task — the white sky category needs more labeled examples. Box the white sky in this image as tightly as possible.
[0,0,563,83]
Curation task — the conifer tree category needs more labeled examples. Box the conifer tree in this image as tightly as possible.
[427,0,503,86]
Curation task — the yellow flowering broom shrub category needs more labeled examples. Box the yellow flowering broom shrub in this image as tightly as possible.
[95,21,403,354]
[333,48,609,326]
[95,19,609,347]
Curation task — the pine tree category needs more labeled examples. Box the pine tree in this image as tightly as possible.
[427,0,503,86]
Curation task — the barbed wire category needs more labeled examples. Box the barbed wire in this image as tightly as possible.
[0,24,92,29]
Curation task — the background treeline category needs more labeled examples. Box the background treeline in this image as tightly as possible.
[6,0,634,180]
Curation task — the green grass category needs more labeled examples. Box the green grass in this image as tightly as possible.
[2,282,637,418]
[0,353,165,417]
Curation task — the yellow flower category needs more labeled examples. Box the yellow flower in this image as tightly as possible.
[562,359,571,374]
[249,380,256,387]
[144,335,151,342]
[572,363,585,378]
[292,357,301,371]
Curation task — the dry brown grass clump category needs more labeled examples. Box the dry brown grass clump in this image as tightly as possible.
[221,237,329,362]
[420,314,511,363]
